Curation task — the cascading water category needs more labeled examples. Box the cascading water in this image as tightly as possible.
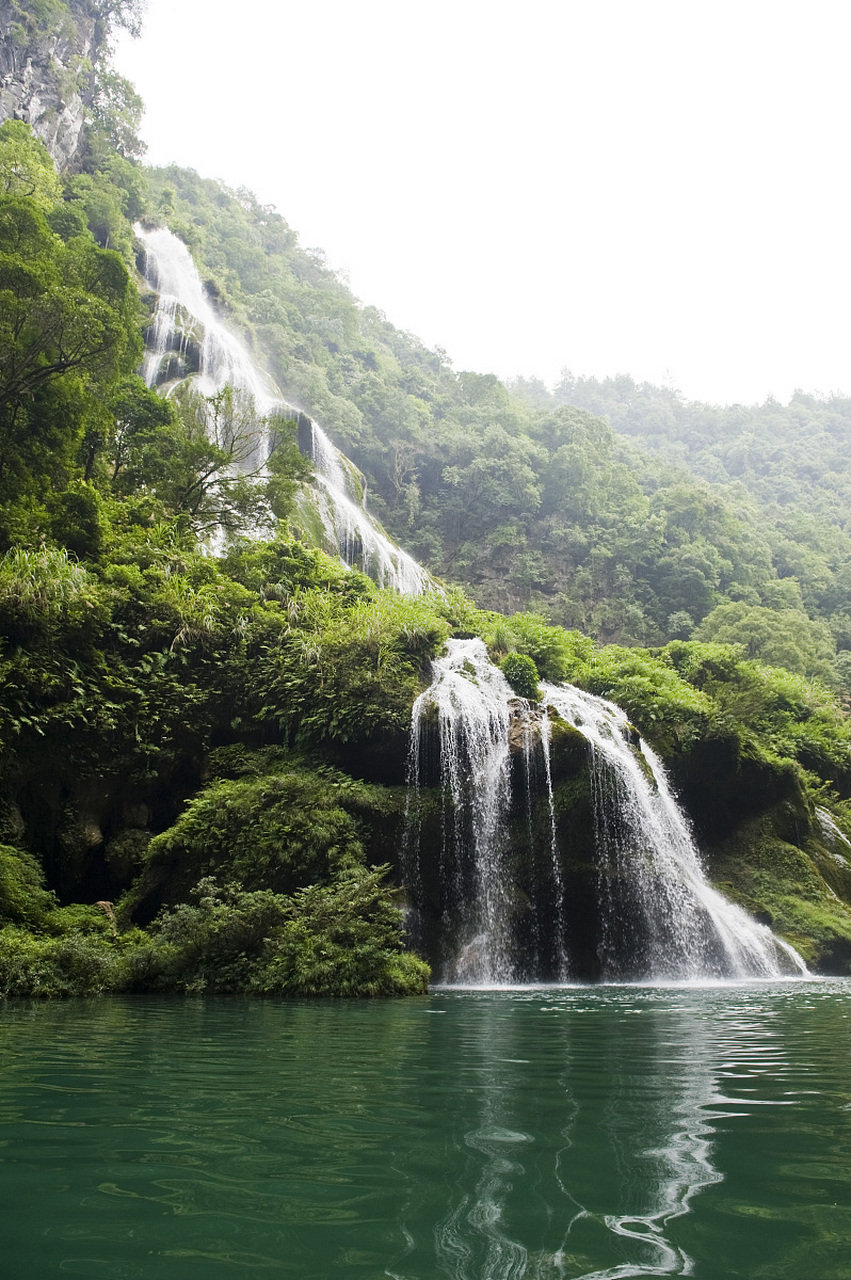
[816,806,851,867]
[135,224,434,595]
[137,224,279,412]
[304,422,434,596]
[405,639,570,985]
[406,642,808,984]
[407,639,516,984]
[541,683,806,981]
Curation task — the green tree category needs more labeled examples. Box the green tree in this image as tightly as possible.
[0,121,61,211]
[695,601,837,683]
[114,383,310,537]
[0,194,140,535]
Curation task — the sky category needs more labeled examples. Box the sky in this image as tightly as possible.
[114,0,851,407]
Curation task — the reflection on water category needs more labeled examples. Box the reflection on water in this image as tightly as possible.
[0,984,850,1278]
[406,994,726,1279]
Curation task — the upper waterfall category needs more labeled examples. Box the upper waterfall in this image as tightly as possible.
[405,640,808,985]
[135,223,435,596]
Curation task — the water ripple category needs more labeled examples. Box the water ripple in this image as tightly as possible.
[0,984,850,1277]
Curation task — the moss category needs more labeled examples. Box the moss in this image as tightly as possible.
[545,716,589,780]
[43,902,116,936]
[709,809,851,972]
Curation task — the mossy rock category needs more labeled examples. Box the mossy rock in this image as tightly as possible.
[546,716,589,781]
[672,731,803,842]
[708,808,851,972]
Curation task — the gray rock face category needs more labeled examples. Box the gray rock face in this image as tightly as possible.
[0,1,101,170]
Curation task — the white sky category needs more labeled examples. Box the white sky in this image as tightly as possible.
[115,0,851,407]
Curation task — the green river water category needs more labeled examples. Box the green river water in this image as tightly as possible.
[1,981,850,1278]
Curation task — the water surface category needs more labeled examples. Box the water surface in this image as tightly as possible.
[1,981,850,1278]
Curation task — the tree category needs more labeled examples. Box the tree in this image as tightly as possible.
[85,0,147,39]
[695,601,837,683]
[0,121,61,212]
[115,383,310,538]
[0,192,140,533]
[87,69,147,162]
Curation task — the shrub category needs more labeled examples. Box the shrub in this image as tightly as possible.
[0,844,56,926]
[501,652,541,700]
[0,926,140,997]
[584,646,714,752]
[145,878,290,994]
[126,760,390,915]
[251,590,449,745]
[256,866,429,997]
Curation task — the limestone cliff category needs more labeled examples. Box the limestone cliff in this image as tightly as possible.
[0,0,103,170]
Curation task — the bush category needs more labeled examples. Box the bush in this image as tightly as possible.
[0,844,56,926]
[145,878,290,994]
[137,870,428,998]
[0,926,140,998]
[500,651,541,700]
[124,757,401,917]
[584,646,714,752]
[256,866,429,997]
[504,613,593,681]
[251,590,450,745]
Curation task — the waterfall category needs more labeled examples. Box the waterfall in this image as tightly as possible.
[406,642,807,984]
[816,806,851,867]
[137,225,278,410]
[408,639,516,984]
[304,423,434,596]
[406,639,571,984]
[541,683,806,981]
[135,223,435,595]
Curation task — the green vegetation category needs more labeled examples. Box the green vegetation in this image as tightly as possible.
[1,4,851,991]
[144,165,851,691]
[501,652,541,700]
[513,371,851,687]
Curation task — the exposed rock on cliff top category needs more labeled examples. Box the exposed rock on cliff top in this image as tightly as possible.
[0,1,100,169]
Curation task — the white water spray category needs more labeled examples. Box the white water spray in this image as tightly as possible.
[409,639,516,984]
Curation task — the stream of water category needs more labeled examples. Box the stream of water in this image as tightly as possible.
[1,984,849,1279]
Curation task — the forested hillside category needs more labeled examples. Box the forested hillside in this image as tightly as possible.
[512,372,851,677]
[141,168,848,682]
[2,0,851,994]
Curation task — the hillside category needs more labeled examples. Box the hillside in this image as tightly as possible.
[130,169,847,685]
[512,373,851,673]
[2,0,851,992]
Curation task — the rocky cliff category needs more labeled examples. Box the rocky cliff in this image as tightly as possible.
[0,0,102,169]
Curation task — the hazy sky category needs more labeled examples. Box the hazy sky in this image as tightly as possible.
[115,1,851,407]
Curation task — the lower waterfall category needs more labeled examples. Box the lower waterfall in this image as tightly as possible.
[404,639,807,984]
